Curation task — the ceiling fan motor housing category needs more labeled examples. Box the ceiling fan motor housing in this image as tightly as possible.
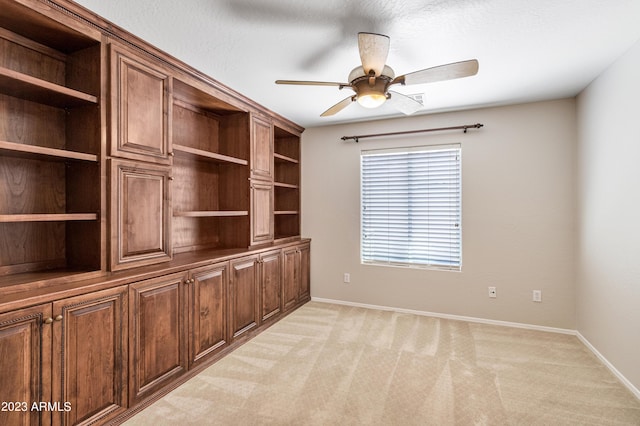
[349,65,395,107]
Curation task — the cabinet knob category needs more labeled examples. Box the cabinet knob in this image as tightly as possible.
[54,315,63,321]
[43,317,53,325]
[168,176,174,181]
[168,152,175,156]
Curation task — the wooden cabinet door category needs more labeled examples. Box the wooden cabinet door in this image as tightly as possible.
[188,262,228,369]
[250,115,273,181]
[250,181,273,246]
[129,273,187,405]
[110,42,172,164]
[282,246,299,312]
[298,243,311,302]
[282,243,311,312]
[260,250,282,322]
[0,304,52,426]
[110,159,172,270]
[51,286,128,426]
[229,256,259,339]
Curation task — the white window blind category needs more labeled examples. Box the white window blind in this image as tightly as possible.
[361,145,461,269]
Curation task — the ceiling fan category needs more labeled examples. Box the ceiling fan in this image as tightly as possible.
[276,32,479,117]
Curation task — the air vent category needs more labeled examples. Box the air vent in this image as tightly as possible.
[407,93,424,105]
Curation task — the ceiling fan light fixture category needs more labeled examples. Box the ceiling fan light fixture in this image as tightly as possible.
[357,93,387,108]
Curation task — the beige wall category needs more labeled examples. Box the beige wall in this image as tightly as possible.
[302,99,577,329]
[576,38,640,390]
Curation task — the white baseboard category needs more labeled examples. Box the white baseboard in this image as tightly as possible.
[310,297,640,400]
[576,332,640,400]
[311,297,575,334]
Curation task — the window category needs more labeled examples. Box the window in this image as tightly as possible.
[361,144,461,270]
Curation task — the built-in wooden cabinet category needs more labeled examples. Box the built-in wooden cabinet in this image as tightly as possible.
[249,114,275,247]
[128,272,187,406]
[250,115,274,181]
[109,42,172,164]
[0,286,128,426]
[0,1,309,424]
[229,255,260,339]
[110,159,172,271]
[250,181,275,246]
[52,286,129,425]
[0,303,51,426]
[260,249,282,322]
[283,242,311,312]
[187,262,229,369]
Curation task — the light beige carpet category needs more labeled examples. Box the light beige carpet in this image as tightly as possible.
[124,302,640,425]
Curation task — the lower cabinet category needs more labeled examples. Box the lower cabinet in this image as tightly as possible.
[128,272,187,406]
[187,262,229,369]
[283,242,311,312]
[0,304,52,426]
[229,255,260,339]
[0,240,309,425]
[228,247,287,338]
[0,286,128,426]
[129,263,234,403]
[260,249,282,322]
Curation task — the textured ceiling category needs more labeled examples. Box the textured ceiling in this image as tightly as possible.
[74,0,640,128]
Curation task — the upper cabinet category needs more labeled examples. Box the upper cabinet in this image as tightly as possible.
[250,114,274,181]
[109,41,172,164]
[110,159,172,271]
[0,0,104,286]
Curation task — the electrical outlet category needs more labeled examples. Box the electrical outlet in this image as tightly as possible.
[488,286,497,298]
[343,273,351,283]
[533,290,542,302]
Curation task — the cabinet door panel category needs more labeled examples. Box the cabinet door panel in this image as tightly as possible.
[260,250,281,321]
[111,159,172,270]
[250,181,273,246]
[250,115,273,180]
[189,262,228,368]
[299,243,311,302]
[230,256,259,339]
[52,286,128,426]
[0,304,51,426]
[129,273,187,405]
[110,43,171,164]
[282,247,299,312]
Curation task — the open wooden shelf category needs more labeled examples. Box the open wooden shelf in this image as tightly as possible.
[274,153,299,164]
[274,181,299,189]
[173,143,247,165]
[0,8,103,282]
[0,140,98,162]
[0,213,98,223]
[173,210,248,218]
[0,66,98,107]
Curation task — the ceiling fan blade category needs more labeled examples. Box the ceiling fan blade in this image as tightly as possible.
[392,59,479,86]
[275,80,349,87]
[320,96,355,117]
[358,32,390,77]
[388,91,423,115]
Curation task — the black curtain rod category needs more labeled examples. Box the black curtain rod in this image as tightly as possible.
[341,123,484,142]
